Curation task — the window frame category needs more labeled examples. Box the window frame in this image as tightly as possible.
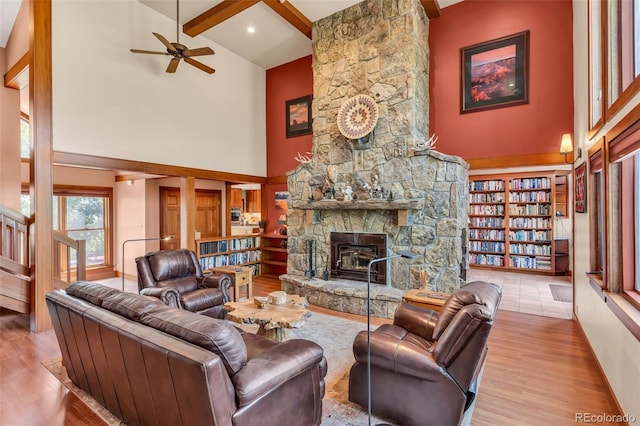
[605,0,640,122]
[588,139,607,288]
[589,0,606,137]
[53,186,113,270]
[608,120,640,309]
[22,186,115,271]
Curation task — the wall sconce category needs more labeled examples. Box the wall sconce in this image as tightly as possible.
[122,236,173,291]
[560,133,581,164]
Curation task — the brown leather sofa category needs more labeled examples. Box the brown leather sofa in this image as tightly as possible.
[348,281,502,426]
[136,248,232,319]
[46,281,327,426]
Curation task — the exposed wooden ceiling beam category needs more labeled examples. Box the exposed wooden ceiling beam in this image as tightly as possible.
[262,0,312,39]
[4,53,29,90]
[183,0,312,40]
[183,0,260,37]
[421,0,441,18]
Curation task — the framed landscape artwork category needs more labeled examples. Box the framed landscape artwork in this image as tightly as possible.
[461,30,529,113]
[286,95,312,138]
[575,162,586,213]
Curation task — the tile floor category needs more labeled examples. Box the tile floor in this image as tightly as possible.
[97,269,574,320]
[468,268,573,319]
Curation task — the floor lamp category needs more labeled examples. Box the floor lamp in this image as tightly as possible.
[366,250,417,426]
[121,236,172,291]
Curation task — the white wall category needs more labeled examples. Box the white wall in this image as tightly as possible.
[116,179,151,281]
[51,0,266,177]
[572,0,640,419]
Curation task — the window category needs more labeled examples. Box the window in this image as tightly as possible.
[59,195,108,267]
[589,0,604,132]
[609,122,640,306]
[53,194,110,268]
[589,144,606,285]
[20,194,30,217]
[20,117,29,158]
[606,0,640,117]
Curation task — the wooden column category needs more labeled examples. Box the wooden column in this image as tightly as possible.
[29,0,54,332]
[181,177,196,251]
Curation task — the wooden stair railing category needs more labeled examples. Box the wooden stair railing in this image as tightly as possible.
[1,204,87,314]
[0,206,31,313]
[53,231,86,288]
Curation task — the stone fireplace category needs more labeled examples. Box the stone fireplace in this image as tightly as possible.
[331,232,387,284]
[280,0,469,318]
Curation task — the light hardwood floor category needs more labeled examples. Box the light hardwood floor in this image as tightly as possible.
[0,274,619,425]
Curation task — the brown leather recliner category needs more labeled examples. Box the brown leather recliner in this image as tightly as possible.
[136,248,232,319]
[348,281,502,426]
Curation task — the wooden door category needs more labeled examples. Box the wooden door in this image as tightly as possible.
[196,189,222,239]
[160,187,180,250]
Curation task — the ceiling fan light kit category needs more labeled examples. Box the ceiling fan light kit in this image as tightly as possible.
[130,0,215,74]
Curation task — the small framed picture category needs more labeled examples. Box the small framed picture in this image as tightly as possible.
[286,95,312,138]
[575,162,586,213]
[461,30,529,113]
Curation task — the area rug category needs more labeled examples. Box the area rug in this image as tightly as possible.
[42,312,391,425]
[549,283,573,303]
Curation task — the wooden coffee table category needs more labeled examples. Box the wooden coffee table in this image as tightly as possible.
[224,294,310,342]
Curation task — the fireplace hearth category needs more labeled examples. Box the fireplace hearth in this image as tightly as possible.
[330,232,387,284]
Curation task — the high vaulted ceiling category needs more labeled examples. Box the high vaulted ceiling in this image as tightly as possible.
[1,0,463,70]
[137,0,361,69]
[137,0,456,69]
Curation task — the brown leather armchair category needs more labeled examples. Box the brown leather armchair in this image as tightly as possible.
[136,248,232,319]
[348,281,502,426]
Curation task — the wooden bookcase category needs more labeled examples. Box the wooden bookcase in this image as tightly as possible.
[196,234,261,275]
[469,173,558,274]
[260,234,288,278]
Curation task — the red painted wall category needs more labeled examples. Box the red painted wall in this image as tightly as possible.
[429,0,574,160]
[265,56,313,232]
[266,56,313,177]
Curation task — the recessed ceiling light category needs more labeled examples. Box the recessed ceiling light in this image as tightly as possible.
[247,26,255,34]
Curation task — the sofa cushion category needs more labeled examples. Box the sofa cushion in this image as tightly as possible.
[66,281,120,306]
[141,308,247,375]
[101,292,168,322]
[181,288,225,312]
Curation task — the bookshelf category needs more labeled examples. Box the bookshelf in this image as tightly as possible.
[469,173,558,274]
[260,234,288,278]
[469,178,507,268]
[196,234,261,275]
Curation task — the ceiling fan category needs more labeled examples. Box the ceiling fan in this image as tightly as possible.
[130,0,215,74]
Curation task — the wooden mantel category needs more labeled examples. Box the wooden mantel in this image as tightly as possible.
[291,199,422,210]
[291,199,422,226]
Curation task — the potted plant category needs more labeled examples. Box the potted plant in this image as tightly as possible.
[258,220,266,234]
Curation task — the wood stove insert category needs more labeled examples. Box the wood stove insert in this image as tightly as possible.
[330,232,387,284]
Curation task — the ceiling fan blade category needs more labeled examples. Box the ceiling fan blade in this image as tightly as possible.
[182,47,215,57]
[184,57,215,74]
[166,58,181,73]
[153,32,178,53]
[130,49,170,55]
